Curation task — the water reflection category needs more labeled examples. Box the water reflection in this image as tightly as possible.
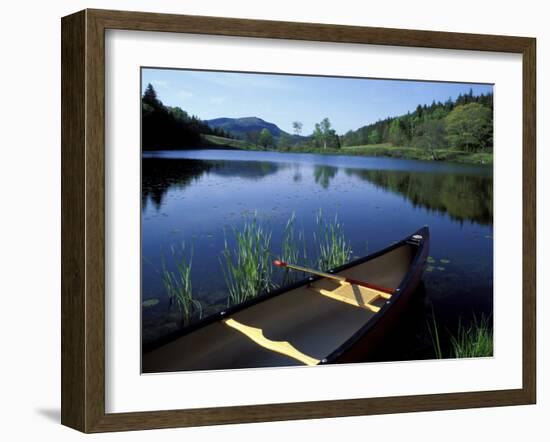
[143,156,492,225]
[142,158,288,211]
[313,165,338,189]
[345,168,493,225]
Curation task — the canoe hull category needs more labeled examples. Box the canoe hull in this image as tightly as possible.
[142,226,430,371]
[328,226,429,364]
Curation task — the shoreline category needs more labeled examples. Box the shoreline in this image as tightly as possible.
[198,135,492,165]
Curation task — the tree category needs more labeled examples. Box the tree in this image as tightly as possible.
[246,131,260,147]
[389,118,408,146]
[292,121,303,136]
[368,128,381,144]
[168,106,190,122]
[142,83,161,108]
[258,128,274,148]
[421,120,446,160]
[313,117,333,149]
[278,133,293,149]
[313,123,323,148]
[445,103,492,152]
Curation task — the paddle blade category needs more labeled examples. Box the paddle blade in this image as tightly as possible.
[273,259,287,267]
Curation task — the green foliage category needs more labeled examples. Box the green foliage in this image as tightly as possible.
[450,315,493,358]
[161,242,202,327]
[280,213,308,285]
[389,118,408,146]
[313,210,352,271]
[221,216,273,306]
[154,210,357,315]
[311,117,340,149]
[258,128,274,148]
[277,133,293,149]
[342,91,493,154]
[416,120,446,160]
[141,83,236,150]
[428,311,493,359]
[445,103,493,152]
[368,128,381,144]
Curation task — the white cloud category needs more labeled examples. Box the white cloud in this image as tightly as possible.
[151,79,168,88]
[177,90,194,100]
[209,96,226,104]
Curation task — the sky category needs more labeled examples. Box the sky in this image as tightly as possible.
[142,68,493,135]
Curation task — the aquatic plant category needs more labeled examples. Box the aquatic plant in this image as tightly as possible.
[428,310,493,359]
[450,315,493,358]
[313,209,352,271]
[279,213,308,285]
[221,216,273,306]
[161,242,202,327]
[427,307,443,359]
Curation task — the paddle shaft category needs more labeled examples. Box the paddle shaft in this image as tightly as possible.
[274,260,394,294]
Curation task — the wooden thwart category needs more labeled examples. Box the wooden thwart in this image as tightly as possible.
[223,318,320,366]
[308,281,392,313]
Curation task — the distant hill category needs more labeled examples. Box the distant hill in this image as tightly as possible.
[206,117,287,139]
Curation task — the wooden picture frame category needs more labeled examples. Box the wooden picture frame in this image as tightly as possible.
[61,8,536,433]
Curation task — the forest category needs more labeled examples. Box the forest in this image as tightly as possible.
[142,83,493,157]
[141,83,235,150]
[340,89,493,154]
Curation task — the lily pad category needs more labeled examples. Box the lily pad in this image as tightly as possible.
[437,266,445,271]
[427,256,436,264]
[440,259,451,264]
[426,265,434,272]
[142,298,159,308]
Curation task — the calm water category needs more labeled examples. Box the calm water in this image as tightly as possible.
[141,150,493,361]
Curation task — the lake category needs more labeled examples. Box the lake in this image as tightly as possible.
[141,149,493,361]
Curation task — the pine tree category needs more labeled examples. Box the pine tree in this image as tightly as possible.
[143,83,161,108]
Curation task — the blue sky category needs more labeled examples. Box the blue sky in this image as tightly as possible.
[142,68,493,134]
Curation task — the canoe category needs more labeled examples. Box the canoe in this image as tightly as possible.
[142,226,430,373]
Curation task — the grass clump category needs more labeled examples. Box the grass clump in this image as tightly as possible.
[221,216,273,306]
[450,315,493,358]
[428,309,493,359]
[314,209,352,271]
[161,242,202,327]
[280,213,308,285]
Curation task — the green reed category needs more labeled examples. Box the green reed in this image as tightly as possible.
[450,315,493,358]
[221,216,273,306]
[161,242,202,327]
[313,209,353,271]
[427,307,443,359]
[428,310,493,359]
[280,213,308,285]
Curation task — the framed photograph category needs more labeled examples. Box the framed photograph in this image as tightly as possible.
[61,9,536,433]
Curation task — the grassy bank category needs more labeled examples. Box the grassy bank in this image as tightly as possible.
[200,135,493,165]
[202,134,274,151]
[281,143,493,165]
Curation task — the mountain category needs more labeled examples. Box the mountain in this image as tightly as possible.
[206,117,287,139]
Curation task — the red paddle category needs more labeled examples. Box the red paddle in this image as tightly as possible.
[273,259,394,294]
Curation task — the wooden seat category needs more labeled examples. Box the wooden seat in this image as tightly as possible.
[223,318,320,366]
[308,280,391,313]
